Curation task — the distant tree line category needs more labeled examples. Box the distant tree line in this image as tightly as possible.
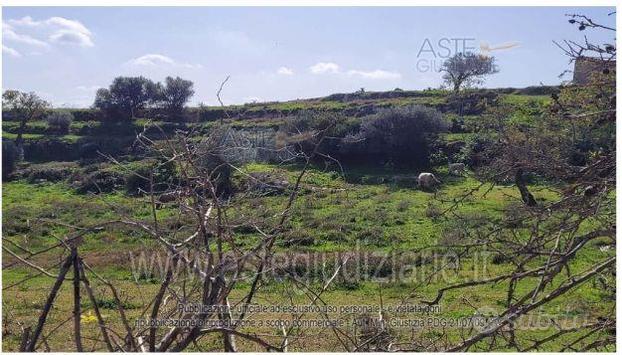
[94,76,194,121]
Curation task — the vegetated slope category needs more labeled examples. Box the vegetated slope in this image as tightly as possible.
[6,85,611,352]
[1,86,553,164]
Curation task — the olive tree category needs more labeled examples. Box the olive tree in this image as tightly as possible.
[440,52,499,92]
[94,76,159,120]
[159,76,194,118]
[2,90,50,160]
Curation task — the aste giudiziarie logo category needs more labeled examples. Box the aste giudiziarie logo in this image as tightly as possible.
[415,37,519,73]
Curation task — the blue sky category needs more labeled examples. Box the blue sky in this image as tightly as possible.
[2,7,616,107]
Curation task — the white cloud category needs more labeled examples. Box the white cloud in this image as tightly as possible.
[10,16,92,36]
[2,44,22,57]
[45,17,92,36]
[277,67,294,75]
[127,53,203,69]
[7,16,39,27]
[308,61,401,80]
[49,30,94,47]
[129,54,175,66]
[4,16,94,48]
[309,62,340,74]
[346,69,402,80]
[3,23,49,48]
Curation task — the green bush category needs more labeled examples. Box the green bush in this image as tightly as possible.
[123,159,177,196]
[444,91,499,115]
[457,134,496,167]
[344,105,447,167]
[519,85,560,96]
[278,110,359,162]
[23,139,75,162]
[19,162,78,183]
[68,109,102,122]
[45,111,73,134]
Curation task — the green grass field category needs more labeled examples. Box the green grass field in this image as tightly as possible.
[2,159,612,351]
[2,86,614,351]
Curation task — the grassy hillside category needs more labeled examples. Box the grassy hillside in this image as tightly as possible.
[2,86,614,352]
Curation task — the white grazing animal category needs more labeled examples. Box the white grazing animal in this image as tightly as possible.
[418,172,441,190]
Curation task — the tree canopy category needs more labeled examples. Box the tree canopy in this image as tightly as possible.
[159,76,195,116]
[441,52,499,92]
[93,76,194,121]
[2,90,50,159]
[94,76,158,120]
